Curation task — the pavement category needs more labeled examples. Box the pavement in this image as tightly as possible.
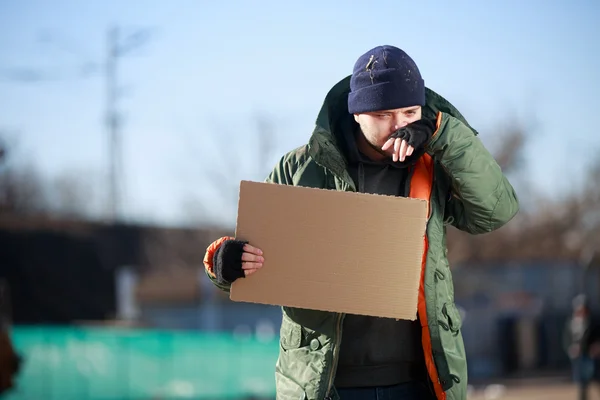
[467,382,600,400]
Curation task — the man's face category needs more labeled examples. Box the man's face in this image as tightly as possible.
[354,105,422,158]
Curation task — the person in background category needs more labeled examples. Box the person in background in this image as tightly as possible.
[564,294,600,400]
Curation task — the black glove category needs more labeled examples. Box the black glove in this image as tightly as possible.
[390,118,436,149]
[213,239,248,285]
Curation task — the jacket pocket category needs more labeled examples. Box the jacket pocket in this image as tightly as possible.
[440,302,462,335]
[280,314,302,350]
[275,371,308,400]
[276,317,308,399]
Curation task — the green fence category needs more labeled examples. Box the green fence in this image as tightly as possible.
[4,325,279,400]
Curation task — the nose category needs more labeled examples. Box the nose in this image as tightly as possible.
[394,116,409,129]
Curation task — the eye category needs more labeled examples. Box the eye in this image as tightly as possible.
[377,113,392,118]
[405,110,417,116]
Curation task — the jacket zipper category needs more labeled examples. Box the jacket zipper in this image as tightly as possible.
[325,313,344,398]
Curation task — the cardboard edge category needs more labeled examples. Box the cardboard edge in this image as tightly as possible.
[237,180,430,206]
[231,180,269,299]
[230,180,245,300]
[233,180,244,239]
[234,180,264,239]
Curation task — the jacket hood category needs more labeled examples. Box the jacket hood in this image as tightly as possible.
[307,75,478,179]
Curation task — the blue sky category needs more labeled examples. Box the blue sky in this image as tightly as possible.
[1,0,599,227]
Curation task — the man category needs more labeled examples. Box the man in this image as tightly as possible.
[203,45,519,400]
[564,294,600,400]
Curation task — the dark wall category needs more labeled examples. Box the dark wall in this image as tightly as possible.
[0,229,116,324]
[0,219,230,324]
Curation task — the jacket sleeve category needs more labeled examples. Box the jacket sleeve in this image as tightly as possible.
[203,154,294,292]
[426,112,519,234]
[203,236,235,292]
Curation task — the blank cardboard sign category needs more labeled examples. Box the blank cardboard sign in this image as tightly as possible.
[230,180,428,320]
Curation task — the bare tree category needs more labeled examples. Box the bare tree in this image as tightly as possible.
[491,126,526,174]
[47,170,103,220]
[0,132,47,216]
[446,119,530,265]
[447,135,600,266]
[185,114,279,227]
[0,163,47,216]
[2,27,155,223]
[0,131,97,220]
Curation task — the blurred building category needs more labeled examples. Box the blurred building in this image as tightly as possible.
[453,261,600,381]
[1,214,599,390]
[0,215,230,325]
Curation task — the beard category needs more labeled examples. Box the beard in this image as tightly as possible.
[365,138,390,157]
[359,128,393,158]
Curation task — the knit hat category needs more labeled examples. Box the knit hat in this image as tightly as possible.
[347,45,425,114]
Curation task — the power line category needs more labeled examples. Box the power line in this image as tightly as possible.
[106,25,153,222]
[2,25,153,222]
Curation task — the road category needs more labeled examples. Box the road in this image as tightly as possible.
[468,382,600,400]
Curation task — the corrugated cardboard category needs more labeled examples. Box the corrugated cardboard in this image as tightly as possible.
[230,180,428,320]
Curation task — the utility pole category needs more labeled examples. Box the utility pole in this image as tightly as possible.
[2,26,151,222]
[104,25,151,223]
[106,26,119,222]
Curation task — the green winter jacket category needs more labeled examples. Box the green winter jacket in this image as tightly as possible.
[206,76,519,400]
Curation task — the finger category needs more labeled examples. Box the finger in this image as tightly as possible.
[242,262,263,270]
[243,244,263,256]
[382,138,394,151]
[393,137,401,153]
[399,140,408,162]
[406,145,414,157]
[393,138,402,162]
[241,252,264,263]
[244,268,260,277]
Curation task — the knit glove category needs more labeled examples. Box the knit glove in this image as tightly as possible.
[213,239,248,285]
[390,118,436,149]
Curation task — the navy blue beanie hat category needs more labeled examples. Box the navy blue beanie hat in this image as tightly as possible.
[348,45,425,114]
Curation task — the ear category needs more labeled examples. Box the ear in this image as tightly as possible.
[353,113,360,123]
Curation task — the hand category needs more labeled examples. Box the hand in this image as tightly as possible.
[240,243,264,277]
[382,118,436,162]
[213,239,264,284]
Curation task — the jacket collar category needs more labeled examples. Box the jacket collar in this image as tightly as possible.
[307,75,479,186]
